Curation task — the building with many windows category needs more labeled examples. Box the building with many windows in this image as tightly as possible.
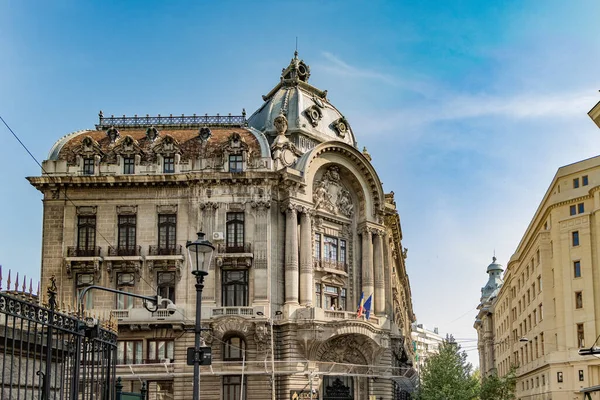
[28,53,417,399]
[473,99,600,400]
[411,323,444,376]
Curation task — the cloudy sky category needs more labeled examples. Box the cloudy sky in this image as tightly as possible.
[1,0,599,365]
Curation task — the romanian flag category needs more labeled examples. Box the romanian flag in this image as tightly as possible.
[356,292,365,317]
[364,294,373,320]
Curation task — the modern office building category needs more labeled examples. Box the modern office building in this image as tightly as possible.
[474,99,600,400]
[28,53,417,399]
[411,323,444,376]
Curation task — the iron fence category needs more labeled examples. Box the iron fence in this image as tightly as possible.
[0,277,118,400]
[96,112,247,129]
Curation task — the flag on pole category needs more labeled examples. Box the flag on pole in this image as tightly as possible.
[364,294,373,320]
[356,292,365,317]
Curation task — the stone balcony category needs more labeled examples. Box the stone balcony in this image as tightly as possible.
[111,306,187,329]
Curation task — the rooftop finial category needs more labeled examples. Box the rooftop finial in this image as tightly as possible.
[295,37,298,58]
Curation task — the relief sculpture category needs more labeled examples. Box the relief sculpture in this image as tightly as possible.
[312,166,354,218]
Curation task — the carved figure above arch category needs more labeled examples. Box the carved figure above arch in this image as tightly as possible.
[210,316,253,341]
[313,166,354,218]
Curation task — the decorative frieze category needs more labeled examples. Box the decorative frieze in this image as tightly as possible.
[156,204,177,214]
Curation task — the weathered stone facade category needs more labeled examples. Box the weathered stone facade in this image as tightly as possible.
[29,53,416,399]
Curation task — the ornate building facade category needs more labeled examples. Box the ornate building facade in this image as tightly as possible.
[473,100,600,400]
[28,53,416,399]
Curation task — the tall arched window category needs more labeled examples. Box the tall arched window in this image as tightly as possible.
[223,336,246,361]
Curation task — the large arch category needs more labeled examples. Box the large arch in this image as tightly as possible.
[294,142,385,222]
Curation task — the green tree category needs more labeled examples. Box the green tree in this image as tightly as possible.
[417,336,479,400]
[478,366,517,400]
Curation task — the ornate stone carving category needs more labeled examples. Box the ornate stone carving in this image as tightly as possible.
[146,126,159,142]
[320,336,367,365]
[313,166,354,218]
[333,117,349,138]
[116,205,137,215]
[305,105,323,127]
[76,206,97,215]
[249,200,271,210]
[254,322,271,354]
[402,247,408,260]
[199,201,220,210]
[211,316,252,340]
[156,204,177,214]
[273,112,288,136]
[106,126,120,143]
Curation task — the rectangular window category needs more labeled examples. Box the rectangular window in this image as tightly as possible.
[226,212,245,252]
[574,261,581,278]
[540,303,543,320]
[579,370,584,381]
[163,156,175,173]
[583,175,589,186]
[315,283,322,308]
[577,323,585,348]
[223,376,246,400]
[538,276,542,292]
[340,239,347,264]
[77,216,96,255]
[117,340,143,364]
[340,288,347,310]
[540,332,544,355]
[83,158,95,175]
[116,272,135,309]
[147,340,174,363]
[324,236,338,261]
[314,233,321,259]
[158,214,177,253]
[76,273,94,310]
[157,271,176,304]
[123,157,135,174]
[542,374,545,385]
[575,291,583,309]
[228,154,243,173]
[570,205,576,216]
[222,269,249,307]
[574,178,580,188]
[572,231,580,246]
[578,203,585,214]
[118,215,137,255]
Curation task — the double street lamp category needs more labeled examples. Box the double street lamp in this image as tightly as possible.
[186,232,215,400]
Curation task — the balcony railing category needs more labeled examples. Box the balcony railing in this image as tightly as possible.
[324,309,380,325]
[148,245,183,256]
[108,245,142,257]
[111,307,184,323]
[212,307,254,317]
[217,243,252,254]
[67,246,102,257]
[313,257,347,273]
[96,112,247,129]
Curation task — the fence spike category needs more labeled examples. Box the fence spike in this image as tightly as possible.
[7,270,11,291]
[0,264,3,290]
[14,272,18,291]
[22,275,26,293]
[29,278,33,295]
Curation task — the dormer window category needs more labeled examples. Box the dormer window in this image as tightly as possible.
[83,158,95,175]
[229,154,243,173]
[123,157,135,174]
[164,156,175,173]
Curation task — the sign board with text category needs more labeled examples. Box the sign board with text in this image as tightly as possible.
[290,390,318,399]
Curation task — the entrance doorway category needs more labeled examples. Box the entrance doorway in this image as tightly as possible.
[323,376,353,400]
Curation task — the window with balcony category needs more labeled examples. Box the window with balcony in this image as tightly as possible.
[315,234,347,272]
[228,154,243,173]
[158,214,177,254]
[222,270,248,307]
[76,273,94,310]
[123,157,135,174]
[157,271,176,304]
[163,156,175,173]
[117,340,142,364]
[223,336,245,361]
[118,215,137,255]
[317,283,347,311]
[116,272,135,309]
[77,216,96,255]
[148,339,174,363]
[83,157,95,175]
[223,376,246,400]
[226,212,245,252]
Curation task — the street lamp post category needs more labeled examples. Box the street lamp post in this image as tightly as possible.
[186,232,215,400]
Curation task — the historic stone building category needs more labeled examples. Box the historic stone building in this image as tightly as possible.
[28,53,416,399]
[411,323,444,377]
[473,100,600,400]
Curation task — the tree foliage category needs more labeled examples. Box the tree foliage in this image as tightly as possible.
[417,336,479,400]
[478,366,517,400]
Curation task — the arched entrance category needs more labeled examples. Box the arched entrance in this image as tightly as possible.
[323,376,354,400]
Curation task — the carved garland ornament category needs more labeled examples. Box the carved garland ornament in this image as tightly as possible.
[312,166,354,218]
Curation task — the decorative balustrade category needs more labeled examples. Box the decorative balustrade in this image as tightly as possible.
[96,112,247,129]
[217,243,252,254]
[108,245,142,257]
[148,245,183,256]
[313,257,347,273]
[67,246,102,257]
[211,307,255,317]
[323,309,380,325]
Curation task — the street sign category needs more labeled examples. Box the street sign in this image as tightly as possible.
[186,346,212,366]
[290,390,318,399]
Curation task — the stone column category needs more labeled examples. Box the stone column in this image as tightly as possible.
[361,229,374,304]
[285,206,299,304]
[299,210,313,306]
[373,231,385,316]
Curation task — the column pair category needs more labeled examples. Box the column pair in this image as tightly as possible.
[362,227,385,316]
[285,205,313,306]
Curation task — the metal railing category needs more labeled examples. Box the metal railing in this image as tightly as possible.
[217,243,252,254]
[67,246,102,257]
[96,112,247,129]
[108,245,142,257]
[148,245,183,256]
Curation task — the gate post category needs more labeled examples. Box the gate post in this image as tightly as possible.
[141,381,147,400]
[43,276,58,400]
[116,377,123,400]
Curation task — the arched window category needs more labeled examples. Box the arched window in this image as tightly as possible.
[223,336,246,361]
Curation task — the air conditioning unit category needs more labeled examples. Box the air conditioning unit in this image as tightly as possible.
[212,232,224,241]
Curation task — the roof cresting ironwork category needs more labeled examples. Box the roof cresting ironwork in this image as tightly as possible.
[96,110,247,130]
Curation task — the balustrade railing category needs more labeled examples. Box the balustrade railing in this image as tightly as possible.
[217,243,252,254]
[148,245,183,256]
[96,112,247,129]
[313,257,347,272]
[108,245,142,256]
[67,246,102,257]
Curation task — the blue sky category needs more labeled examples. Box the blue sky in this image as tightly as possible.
[1,1,600,365]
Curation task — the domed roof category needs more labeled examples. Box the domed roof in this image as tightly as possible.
[486,256,504,273]
[248,52,357,149]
